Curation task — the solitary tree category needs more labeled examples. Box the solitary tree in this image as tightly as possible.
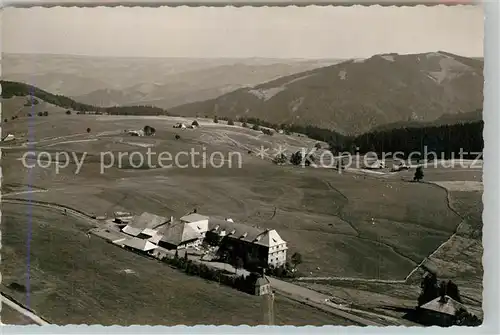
[418,272,439,306]
[291,252,303,268]
[273,153,287,165]
[66,110,71,115]
[213,116,219,123]
[86,127,91,133]
[290,151,303,166]
[43,111,49,116]
[3,118,7,123]
[455,308,482,326]
[192,120,199,127]
[175,134,181,140]
[446,280,462,303]
[414,166,424,182]
[37,112,43,117]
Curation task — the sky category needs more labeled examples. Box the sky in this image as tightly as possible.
[2,5,484,59]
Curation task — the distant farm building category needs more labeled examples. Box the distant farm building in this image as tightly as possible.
[128,130,145,137]
[173,123,187,129]
[1,134,15,142]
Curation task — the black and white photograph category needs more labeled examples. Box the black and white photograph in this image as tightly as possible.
[0,3,485,328]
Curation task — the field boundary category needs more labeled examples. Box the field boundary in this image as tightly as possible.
[1,292,50,325]
[296,181,468,284]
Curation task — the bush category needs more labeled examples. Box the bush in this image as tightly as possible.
[66,110,71,115]
[252,124,260,131]
[175,134,181,140]
[290,151,303,166]
[192,120,199,127]
[213,116,219,123]
[261,128,273,136]
[3,118,7,123]
[86,127,91,133]
[242,122,248,128]
[43,111,48,116]
[273,153,287,165]
[37,112,43,117]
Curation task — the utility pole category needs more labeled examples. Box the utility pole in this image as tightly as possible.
[267,291,275,326]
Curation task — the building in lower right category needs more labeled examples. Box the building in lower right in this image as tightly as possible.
[417,295,465,327]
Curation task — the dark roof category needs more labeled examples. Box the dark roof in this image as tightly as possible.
[129,212,169,229]
[160,222,202,246]
[208,218,264,243]
[420,295,465,316]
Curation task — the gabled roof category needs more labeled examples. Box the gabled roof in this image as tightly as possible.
[147,232,163,245]
[180,213,209,223]
[208,218,265,244]
[253,229,286,248]
[420,295,465,316]
[128,212,169,229]
[160,222,202,246]
[254,275,271,287]
[114,237,157,251]
[122,225,144,237]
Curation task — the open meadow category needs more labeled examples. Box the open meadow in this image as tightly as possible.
[1,202,354,326]
[1,104,483,324]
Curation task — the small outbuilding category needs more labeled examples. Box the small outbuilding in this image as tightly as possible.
[252,273,272,296]
[417,295,465,327]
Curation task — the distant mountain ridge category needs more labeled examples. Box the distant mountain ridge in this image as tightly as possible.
[3,53,343,107]
[168,51,483,135]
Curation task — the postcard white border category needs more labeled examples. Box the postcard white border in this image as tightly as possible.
[0,1,497,334]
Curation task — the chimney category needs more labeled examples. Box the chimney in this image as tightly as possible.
[439,280,447,303]
[260,267,266,278]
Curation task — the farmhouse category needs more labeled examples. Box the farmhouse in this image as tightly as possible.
[207,218,288,269]
[157,221,204,250]
[417,295,465,327]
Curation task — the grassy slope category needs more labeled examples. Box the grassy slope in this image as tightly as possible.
[1,203,352,326]
[2,113,466,280]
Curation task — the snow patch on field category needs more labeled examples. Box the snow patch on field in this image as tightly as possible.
[432,181,483,192]
[248,87,286,101]
[289,97,305,113]
[380,55,395,62]
[248,74,315,101]
[427,57,471,84]
[338,70,347,80]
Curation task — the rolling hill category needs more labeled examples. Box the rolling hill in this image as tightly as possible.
[168,52,484,135]
[3,53,342,107]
